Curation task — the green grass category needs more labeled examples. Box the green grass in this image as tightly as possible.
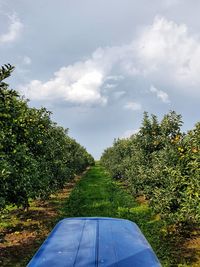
[60,165,135,218]
[1,164,197,266]
[59,164,197,267]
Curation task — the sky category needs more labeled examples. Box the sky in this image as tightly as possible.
[0,0,200,159]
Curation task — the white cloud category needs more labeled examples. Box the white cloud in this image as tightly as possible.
[0,14,23,44]
[20,46,122,105]
[134,16,200,87]
[20,58,109,105]
[20,15,200,106]
[124,101,142,111]
[150,85,170,103]
[121,128,139,139]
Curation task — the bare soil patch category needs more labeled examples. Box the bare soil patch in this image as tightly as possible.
[0,173,83,267]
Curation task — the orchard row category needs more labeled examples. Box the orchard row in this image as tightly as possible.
[101,111,200,226]
[0,65,94,209]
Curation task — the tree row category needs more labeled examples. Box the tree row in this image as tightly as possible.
[101,111,200,227]
[0,64,94,209]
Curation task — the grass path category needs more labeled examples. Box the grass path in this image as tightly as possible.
[60,164,137,218]
[1,164,199,266]
[58,164,169,264]
[59,164,199,267]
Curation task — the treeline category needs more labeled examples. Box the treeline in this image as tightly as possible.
[101,111,200,226]
[0,64,94,209]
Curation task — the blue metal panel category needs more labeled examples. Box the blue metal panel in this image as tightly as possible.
[27,217,161,267]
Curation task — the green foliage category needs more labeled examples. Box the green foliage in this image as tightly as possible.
[101,111,200,226]
[0,64,94,209]
[0,64,15,87]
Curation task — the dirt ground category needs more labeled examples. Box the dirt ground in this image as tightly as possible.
[0,175,81,267]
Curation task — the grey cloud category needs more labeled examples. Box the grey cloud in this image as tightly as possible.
[1,0,200,158]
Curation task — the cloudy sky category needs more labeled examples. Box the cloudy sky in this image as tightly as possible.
[0,0,200,158]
